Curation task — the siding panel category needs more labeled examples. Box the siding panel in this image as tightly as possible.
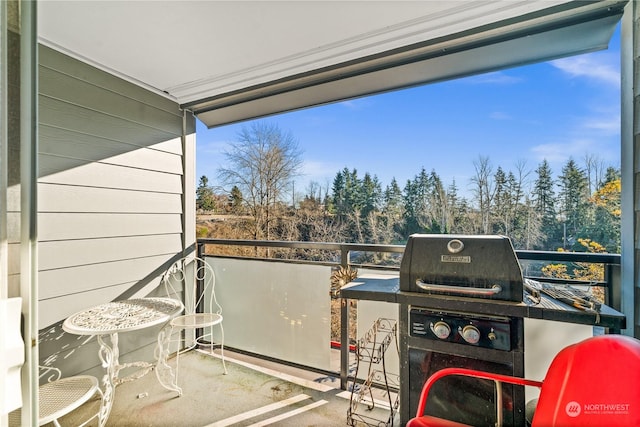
[39,213,183,241]
[40,125,183,174]
[39,156,182,193]
[38,235,183,271]
[39,184,183,213]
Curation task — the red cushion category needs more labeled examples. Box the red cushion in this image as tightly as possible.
[532,335,640,426]
[406,415,471,427]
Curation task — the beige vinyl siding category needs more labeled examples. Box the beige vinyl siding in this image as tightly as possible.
[30,44,195,374]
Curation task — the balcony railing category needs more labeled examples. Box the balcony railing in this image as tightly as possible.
[196,238,621,389]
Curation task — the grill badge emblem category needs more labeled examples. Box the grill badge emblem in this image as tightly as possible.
[441,255,471,263]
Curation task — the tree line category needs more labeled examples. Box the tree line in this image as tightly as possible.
[197,123,621,254]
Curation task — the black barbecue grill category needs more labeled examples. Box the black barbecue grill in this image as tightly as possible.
[399,234,526,426]
[400,234,523,302]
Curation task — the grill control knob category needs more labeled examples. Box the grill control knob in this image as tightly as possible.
[461,325,481,344]
[431,321,451,339]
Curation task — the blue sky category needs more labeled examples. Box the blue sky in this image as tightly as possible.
[195,27,621,199]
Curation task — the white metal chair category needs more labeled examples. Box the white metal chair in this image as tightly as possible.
[158,256,227,393]
[9,366,103,427]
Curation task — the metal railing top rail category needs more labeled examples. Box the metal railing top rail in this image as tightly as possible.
[198,238,620,265]
[198,238,405,253]
[516,250,620,264]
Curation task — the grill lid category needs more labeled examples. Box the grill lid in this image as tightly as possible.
[400,234,523,302]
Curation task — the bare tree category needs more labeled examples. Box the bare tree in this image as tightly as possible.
[218,122,303,240]
[470,156,495,234]
[583,153,607,194]
[305,180,322,202]
[514,159,531,205]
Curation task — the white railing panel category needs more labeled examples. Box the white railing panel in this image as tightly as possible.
[207,258,332,371]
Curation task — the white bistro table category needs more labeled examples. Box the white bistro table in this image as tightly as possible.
[62,297,184,426]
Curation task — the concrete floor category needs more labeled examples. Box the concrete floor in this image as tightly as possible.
[44,349,398,427]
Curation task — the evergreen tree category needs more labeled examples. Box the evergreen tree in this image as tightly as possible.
[344,169,362,215]
[330,168,367,242]
[404,168,432,234]
[229,185,243,213]
[330,169,346,216]
[196,175,216,212]
[425,170,446,233]
[360,173,383,243]
[361,173,382,218]
[493,167,508,234]
[508,181,527,247]
[602,166,621,188]
[401,168,449,235]
[558,159,589,249]
[532,160,556,248]
[402,179,421,235]
[381,178,404,242]
[383,178,403,218]
[414,168,430,231]
[446,180,461,233]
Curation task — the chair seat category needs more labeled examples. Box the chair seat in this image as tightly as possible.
[171,312,223,328]
[406,415,471,427]
[9,375,100,426]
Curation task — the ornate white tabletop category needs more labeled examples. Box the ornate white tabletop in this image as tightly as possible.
[62,297,185,427]
[63,298,184,335]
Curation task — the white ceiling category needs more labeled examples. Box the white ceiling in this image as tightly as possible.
[37,1,627,127]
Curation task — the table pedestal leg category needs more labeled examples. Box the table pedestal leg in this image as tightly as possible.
[155,325,183,396]
[96,334,118,427]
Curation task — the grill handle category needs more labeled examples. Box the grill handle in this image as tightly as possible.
[415,280,502,296]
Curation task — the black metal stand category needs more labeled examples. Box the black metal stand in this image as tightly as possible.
[347,318,400,427]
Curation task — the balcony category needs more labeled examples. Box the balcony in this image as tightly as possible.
[4,2,638,425]
[32,239,622,427]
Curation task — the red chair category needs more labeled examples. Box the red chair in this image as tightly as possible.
[407,334,640,427]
